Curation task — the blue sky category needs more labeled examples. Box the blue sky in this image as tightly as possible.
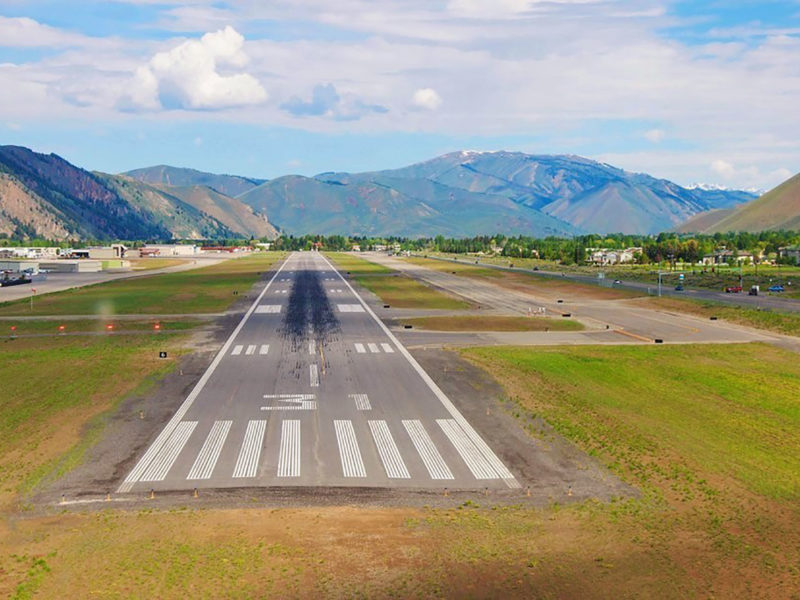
[1,1,799,189]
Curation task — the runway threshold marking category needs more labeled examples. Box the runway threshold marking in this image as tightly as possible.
[369,420,410,479]
[246,344,256,355]
[259,344,270,355]
[231,345,243,356]
[310,364,320,387]
[350,393,371,410]
[437,419,497,480]
[354,343,366,353]
[277,420,301,477]
[118,256,289,493]
[140,421,197,482]
[367,343,380,353]
[334,420,366,478]
[318,252,520,489]
[233,420,267,478]
[380,343,394,353]
[187,420,231,480]
[403,420,453,480]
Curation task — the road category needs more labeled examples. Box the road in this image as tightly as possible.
[118,251,519,494]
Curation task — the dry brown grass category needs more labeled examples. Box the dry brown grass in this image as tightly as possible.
[401,315,584,332]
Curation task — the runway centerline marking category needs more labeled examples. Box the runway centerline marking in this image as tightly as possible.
[187,420,231,480]
[310,364,319,387]
[338,304,365,313]
[334,420,366,478]
[233,420,267,478]
[277,420,301,477]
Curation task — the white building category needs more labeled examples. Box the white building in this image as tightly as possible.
[141,244,200,257]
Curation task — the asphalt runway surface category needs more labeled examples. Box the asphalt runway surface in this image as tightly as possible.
[118,251,520,494]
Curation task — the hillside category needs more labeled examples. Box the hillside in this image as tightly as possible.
[238,151,754,236]
[677,172,800,233]
[239,173,579,237]
[125,165,264,198]
[0,146,275,240]
[152,184,277,239]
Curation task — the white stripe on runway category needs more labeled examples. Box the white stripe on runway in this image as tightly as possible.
[380,343,394,353]
[140,421,197,482]
[338,304,365,313]
[369,420,410,479]
[233,420,267,478]
[246,344,256,355]
[231,345,243,356]
[255,305,281,314]
[277,420,301,477]
[437,419,497,480]
[308,341,315,355]
[403,420,454,480]
[368,343,380,353]
[187,420,231,480]
[334,420,366,478]
[259,344,270,355]
[350,393,371,411]
[310,364,319,387]
[354,343,366,354]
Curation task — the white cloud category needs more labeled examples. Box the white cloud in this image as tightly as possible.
[711,159,736,178]
[121,26,267,111]
[412,88,443,110]
[0,16,89,48]
[644,128,665,143]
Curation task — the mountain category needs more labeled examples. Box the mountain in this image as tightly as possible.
[124,165,264,198]
[0,145,276,240]
[677,172,800,233]
[239,173,580,237]
[238,151,755,236]
[148,183,276,239]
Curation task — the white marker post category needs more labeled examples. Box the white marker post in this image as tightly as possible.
[30,288,36,312]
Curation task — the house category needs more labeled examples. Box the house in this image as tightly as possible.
[351,244,361,252]
[779,246,800,264]
[702,250,753,265]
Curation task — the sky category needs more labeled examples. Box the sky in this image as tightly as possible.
[0,1,799,190]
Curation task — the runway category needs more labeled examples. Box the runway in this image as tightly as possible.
[118,251,519,493]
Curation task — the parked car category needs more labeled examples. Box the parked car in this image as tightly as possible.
[674,284,684,291]
[749,285,759,296]
[725,286,743,293]
[613,279,622,285]
[768,285,785,293]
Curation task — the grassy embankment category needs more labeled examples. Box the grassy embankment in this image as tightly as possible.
[400,315,584,332]
[0,252,286,316]
[3,342,799,597]
[327,252,471,310]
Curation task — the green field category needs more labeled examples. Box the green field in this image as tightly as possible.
[0,318,203,336]
[400,315,584,332]
[0,334,187,509]
[0,253,284,316]
[327,253,471,309]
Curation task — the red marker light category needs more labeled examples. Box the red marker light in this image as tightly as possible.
[58,325,66,332]
[106,324,114,331]
[154,323,161,330]
[10,326,16,331]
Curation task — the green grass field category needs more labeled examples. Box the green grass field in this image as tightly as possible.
[0,253,284,316]
[0,318,203,336]
[0,334,187,509]
[400,315,584,332]
[328,253,471,309]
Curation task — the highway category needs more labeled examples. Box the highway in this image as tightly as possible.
[118,251,519,494]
